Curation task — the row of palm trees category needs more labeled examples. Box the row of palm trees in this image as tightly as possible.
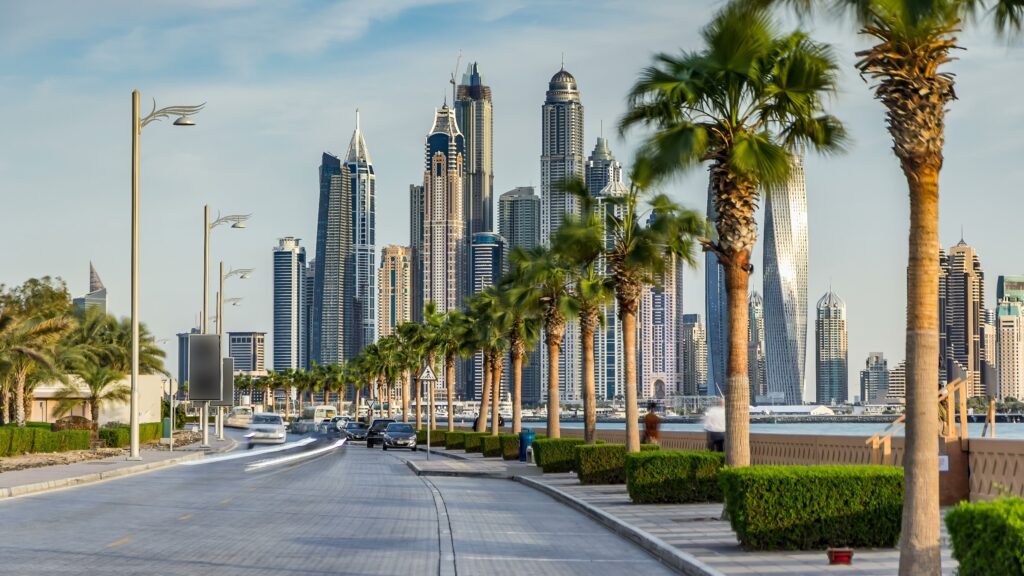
[0,277,166,433]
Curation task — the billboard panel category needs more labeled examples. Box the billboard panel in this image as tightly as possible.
[188,334,221,401]
[211,357,234,407]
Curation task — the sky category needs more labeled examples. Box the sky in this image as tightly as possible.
[1,0,1022,402]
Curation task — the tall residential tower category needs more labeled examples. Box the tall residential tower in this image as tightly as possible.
[456,62,494,238]
[498,187,542,405]
[815,290,848,404]
[422,104,466,316]
[345,112,377,356]
[272,237,307,372]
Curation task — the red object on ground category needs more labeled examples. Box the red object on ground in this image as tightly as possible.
[827,548,854,565]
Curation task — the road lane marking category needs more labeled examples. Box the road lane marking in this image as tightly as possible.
[245,438,346,471]
[178,514,192,521]
[180,437,316,466]
[220,498,232,505]
[107,536,132,548]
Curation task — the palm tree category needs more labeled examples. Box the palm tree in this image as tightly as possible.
[420,303,445,430]
[554,181,616,444]
[621,3,844,458]
[495,265,542,434]
[53,364,129,438]
[465,290,499,433]
[512,245,578,439]
[397,322,427,425]
[0,309,72,427]
[434,310,468,432]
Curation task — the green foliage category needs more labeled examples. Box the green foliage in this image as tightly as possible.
[482,435,502,457]
[463,432,490,453]
[0,427,90,456]
[98,427,129,448]
[946,498,1024,576]
[430,429,446,447]
[718,465,903,550]
[499,434,520,460]
[576,443,660,485]
[533,438,585,473]
[444,431,465,450]
[139,422,162,443]
[625,450,723,503]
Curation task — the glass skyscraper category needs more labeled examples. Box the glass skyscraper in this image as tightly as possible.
[499,187,542,405]
[422,104,466,319]
[345,112,376,356]
[72,262,107,315]
[456,62,494,239]
[272,237,307,372]
[312,152,350,366]
[815,290,848,404]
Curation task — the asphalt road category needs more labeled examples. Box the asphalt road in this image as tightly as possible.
[0,433,675,576]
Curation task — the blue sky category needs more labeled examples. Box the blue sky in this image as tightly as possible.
[2,0,1022,401]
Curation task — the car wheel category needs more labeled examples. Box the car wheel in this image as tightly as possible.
[366,441,372,448]
[383,444,388,451]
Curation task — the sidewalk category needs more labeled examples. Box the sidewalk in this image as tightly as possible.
[0,434,235,499]
[415,447,958,576]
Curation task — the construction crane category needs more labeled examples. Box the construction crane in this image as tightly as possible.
[448,50,462,105]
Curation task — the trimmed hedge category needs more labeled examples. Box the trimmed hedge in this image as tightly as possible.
[99,427,130,448]
[0,427,92,456]
[946,498,1024,576]
[499,434,519,460]
[718,465,903,550]
[463,432,490,453]
[577,443,660,485]
[445,431,466,450]
[625,451,723,503]
[533,438,585,473]
[482,436,502,457]
[414,429,447,446]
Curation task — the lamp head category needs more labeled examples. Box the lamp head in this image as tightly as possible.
[231,221,247,229]
[173,115,196,126]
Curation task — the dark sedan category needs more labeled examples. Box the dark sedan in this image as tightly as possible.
[365,418,395,448]
[343,421,369,441]
[382,423,417,451]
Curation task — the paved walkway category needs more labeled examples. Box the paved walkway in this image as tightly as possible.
[423,446,958,576]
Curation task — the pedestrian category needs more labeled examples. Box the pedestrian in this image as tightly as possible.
[703,397,725,452]
[642,402,661,445]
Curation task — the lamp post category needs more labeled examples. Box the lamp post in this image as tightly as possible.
[201,207,250,448]
[215,264,251,440]
[130,91,203,460]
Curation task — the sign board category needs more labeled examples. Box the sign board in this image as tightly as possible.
[938,454,949,472]
[211,357,234,407]
[188,334,222,401]
[419,365,437,382]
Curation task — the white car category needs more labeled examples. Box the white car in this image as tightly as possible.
[247,413,287,445]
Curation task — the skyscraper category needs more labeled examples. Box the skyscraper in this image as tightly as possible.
[409,184,425,323]
[498,186,542,405]
[705,182,728,398]
[456,62,494,238]
[176,328,199,394]
[815,290,848,404]
[860,352,889,404]
[422,104,466,368]
[998,275,1024,302]
[888,360,907,403]
[345,112,377,356]
[996,300,1024,400]
[593,179,628,401]
[228,331,266,373]
[469,232,507,399]
[312,152,351,366]
[272,237,307,372]
[73,262,107,315]
[747,292,767,401]
[940,239,985,396]
[378,245,412,340]
[763,154,809,404]
[681,314,708,396]
[640,248,678,399]
[584,137,621,195]
[303,263,315,369]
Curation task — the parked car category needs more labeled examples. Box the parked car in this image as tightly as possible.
[365,418,396,448]
[382,423,417,451]
[343,421,369,441]
[247,413,287,446]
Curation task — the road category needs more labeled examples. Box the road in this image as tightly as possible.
[0,433,675,576]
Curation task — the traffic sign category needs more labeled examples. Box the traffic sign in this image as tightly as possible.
[419,365,437,382]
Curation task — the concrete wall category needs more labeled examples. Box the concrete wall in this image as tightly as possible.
[29,374,164,426]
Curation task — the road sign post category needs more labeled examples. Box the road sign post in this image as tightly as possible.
[418,365,437,461]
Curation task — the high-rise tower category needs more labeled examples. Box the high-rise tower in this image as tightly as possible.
[272,237,307,372]
[747,292,767,401]
[312,152,351,366]
[763,154,809,404]
[377,245,412,340]
[940,239,985,396]
[593,179,629,401]
[815,290,848,404]
[422,104,466,318]
[468,232,507,399]
[705,182,728,398]
[860,352,889,404]
[73,263,108,314]
[456,62,494,238]
[499,187,542,405]
[584,137,621,195]
[681,314,708,396]
[409,184,425,323]
[345,112,376,356]
[640,227,679,400]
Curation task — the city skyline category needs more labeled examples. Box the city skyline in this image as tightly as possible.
[5,1,1023,394]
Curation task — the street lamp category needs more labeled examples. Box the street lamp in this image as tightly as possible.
[130,91,204,460]
[200,207,250,448]
[215,264,252,440]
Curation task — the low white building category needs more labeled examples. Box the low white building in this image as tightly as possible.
[751,404,835,417]
[29,374,164,425]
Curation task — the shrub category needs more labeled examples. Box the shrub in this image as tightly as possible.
[98,427,130,448]
[34,429,91,453]
[481,435,503,457]
[577,443,660,485]
[445,431,465,450]
[139,422,163,443]
[718,465,903,550]
[463,432,489,453]
[499,434,520,460]
[51,416,93,432]
[533,438,585,473]
[946,498,1024,576]
[8,427,37,455]
[430,429,447,447]
[625,450,723,503]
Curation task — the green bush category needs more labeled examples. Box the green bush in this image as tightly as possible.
[482,436,502,457]
[718,465,903,550]
[533,438,585,473]
[625,450,723,503]
[946,498,1024,575]
[430,429,447,447]
[98,427,130,448]
[463,432,489,453]
[8,427,37,455]
[139,422,162,443]
[0,427,92,455]
[499,434,520,460]
[445,431,465,450]
[577,443,660,485]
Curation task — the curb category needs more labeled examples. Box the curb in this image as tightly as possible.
[514,476,724,576]
[0,452,205,500]
[405,459,511,479]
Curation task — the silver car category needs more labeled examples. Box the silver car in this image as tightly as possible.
[248,413,287,445]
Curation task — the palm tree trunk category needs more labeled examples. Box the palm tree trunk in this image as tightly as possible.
[15,370,27,427]
[546,336,561,439]
[724,258,752,467]
[446,357,455,432]
[490,354,501,435]
[622,309,639,451]
[899,165,942,575]
[354,387,361,420]
[512,347,523,434]
[477,350,492,433]
[1,390,9,425]
[386,379,392,418]
[581,315,597,444]
[402,370,410,423]
[91,401,100,442]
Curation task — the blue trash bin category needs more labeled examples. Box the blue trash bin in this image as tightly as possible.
[518,428,535,462]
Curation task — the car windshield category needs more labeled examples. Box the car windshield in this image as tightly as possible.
[369,420,394,431]
[253,414,282,425]
[345,422,367,430]
[386,424,414,433]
